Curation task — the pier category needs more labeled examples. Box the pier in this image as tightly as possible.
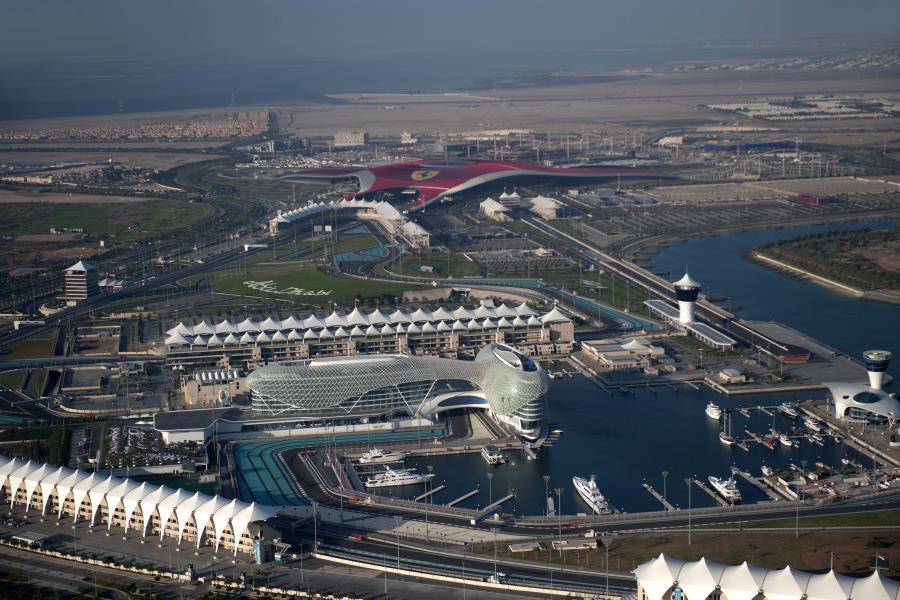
[642,483,675,511]
[447,488,480,507]
[692,478,729,506]
[414,484,446,502]
[759,407,773,417]
[470,493,516,525]
[732,468,781,502]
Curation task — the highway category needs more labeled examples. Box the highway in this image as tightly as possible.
[289,522,635,596]
[521,217,793,353]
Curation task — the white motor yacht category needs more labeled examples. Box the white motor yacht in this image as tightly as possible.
[365,467,433,488]
[358,448,408,464]
[802,417,823,432]
[705,402,722,420]
[481,445,506,465]
[572,475,611,514]
[708,475,742,503]
[778,403,799,419]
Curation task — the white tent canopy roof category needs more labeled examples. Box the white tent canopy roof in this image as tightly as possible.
[634,556,877,600]
[633,554,686,600]
[677,558,727,600]
[848,570,900,600]
[718,561,769,600]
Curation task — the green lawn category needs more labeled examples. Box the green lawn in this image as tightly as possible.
[0,332,56,360]
[746,509,900,529]
[0,371,24,390]
[214,267,421,305]
[0,200,210,242]
[394,249,480,277]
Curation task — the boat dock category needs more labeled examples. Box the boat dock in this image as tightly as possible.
[470,493,516,525]
[447,488,480,507]
[692,478,728,507]
[414,484,446,502]
[732,468,781,502]
[642,483,675,511]
[759,407,774,417]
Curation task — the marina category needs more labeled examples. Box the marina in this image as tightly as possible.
[227,219,898,518]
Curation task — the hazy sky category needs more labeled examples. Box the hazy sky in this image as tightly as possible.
[2,0,898,64]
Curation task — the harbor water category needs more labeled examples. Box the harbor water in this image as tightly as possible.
[402,219,900,516]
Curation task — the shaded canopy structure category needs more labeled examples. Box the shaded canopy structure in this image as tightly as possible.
[634,554,900,600]
[0,456,277,555]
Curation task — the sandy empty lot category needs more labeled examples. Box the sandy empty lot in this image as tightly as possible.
[0,150,224,170]
[287,68,900,136]
[0,189,150,204]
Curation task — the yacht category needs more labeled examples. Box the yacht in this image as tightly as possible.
[481,445,506,465]
[705,402,722,420]
[760,435,777,450]
[719,411,736,446]
[358,448,408,464]
[708,475,742,503]
[364,467,433,488]
[779,433,794,447]
[802,417,823,432]
[761,465,774,476]
[778,403,799,419]
[573,475,611,514]
[809,432,825,446]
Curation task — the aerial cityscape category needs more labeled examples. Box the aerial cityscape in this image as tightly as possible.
[0,1,899,598]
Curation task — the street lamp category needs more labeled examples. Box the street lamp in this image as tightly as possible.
[554,487,564,555]
[796,460,807,538]
[661,470,669,508]
[684,478,692,545]
[492,528,498,578]
[542,475,551,516]
[395,515,401,571]
[426,465,434,542]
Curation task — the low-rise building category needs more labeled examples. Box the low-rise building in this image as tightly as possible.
[479,197,512,222]
[718,367,746,384]
[582,337,665,372]
[332,131,368,147]
[527,195,565,219]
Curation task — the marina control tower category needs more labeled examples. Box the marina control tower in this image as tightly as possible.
[863,350,892,391]
[673,272,701,325]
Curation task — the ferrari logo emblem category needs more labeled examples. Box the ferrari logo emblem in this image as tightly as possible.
[410,169,440,181]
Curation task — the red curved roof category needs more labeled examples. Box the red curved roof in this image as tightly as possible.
[285,159,661,208]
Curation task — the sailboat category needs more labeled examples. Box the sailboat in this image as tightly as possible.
[719,409,736,446]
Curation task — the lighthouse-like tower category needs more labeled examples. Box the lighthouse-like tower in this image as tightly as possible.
[673,272,701,325]
[862,350,892,391]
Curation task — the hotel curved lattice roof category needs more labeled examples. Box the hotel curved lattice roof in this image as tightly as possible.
[634,554,899,600]
[0,456,277,555]
[246,342,548,418]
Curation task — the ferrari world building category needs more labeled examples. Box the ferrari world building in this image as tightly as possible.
[246,343,550,440]
[280,159,661,209]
